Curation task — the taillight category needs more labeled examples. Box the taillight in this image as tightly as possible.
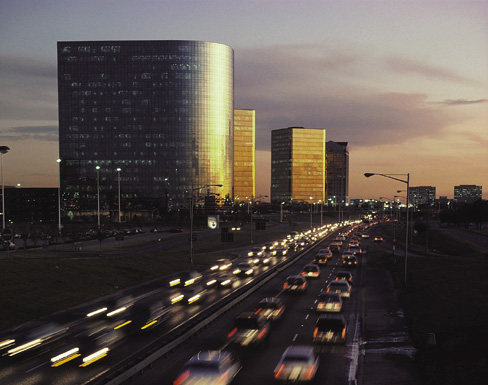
[313,327,318,338]
[283,282,289,289]
[274,364,286,378]
[258,328,267,339]
[227,327,237,339]
[173,370,190,385]
[254,308,262,315]
[304,365,316,380]
[326,288,330,293]
[301,283,306,289]
[342,328,346,339]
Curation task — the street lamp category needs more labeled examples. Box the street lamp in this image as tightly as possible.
[189,184,223,264]
[280,202,284,223]
[57,159,62,233]
[309,196,313,229]
[250,195,268,244]
[96,166,101,229]
[116,168,122,224]
[365,172,410,285]
[0,146,10,230]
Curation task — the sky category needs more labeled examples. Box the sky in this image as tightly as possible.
[0,0,487,200]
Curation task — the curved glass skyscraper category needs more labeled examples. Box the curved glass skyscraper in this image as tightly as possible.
[57,40,233,219]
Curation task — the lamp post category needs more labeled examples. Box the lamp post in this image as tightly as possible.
[96,166,101,229]
[365,172,410,285]
[0,146,10,230]
[280,202,284,223]
[309,196,313,229]
[116,168,122,224]
[250,195,268,244]
[189,184,222,264]
[57,159,62,233]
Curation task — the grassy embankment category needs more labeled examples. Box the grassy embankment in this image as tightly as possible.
[0,218,312,331]
[366,224,488,385]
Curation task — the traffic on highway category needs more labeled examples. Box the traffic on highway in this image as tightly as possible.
[0,219,378,385]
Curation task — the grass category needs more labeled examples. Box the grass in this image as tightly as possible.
[366,224,488,385]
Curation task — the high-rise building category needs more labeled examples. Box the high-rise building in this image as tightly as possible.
[454,185,482,203]
[326,141,349,206]
[233,109,255,202]
[409,186,436,207]
[57,40,234,219]
[271,127,326,204]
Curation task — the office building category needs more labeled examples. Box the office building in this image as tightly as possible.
[454,185,482,203]
[409,186,436,207]
[57,40,233,220]
[4,187,58,225]
[326,141,349,206]
[271,127,326,204]
[233,109,255,202]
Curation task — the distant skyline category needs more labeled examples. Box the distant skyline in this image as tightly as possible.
[1,0,487,200]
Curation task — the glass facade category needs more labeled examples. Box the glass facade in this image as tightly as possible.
[233,109,255,202]
[57,40,234,217]
[409,186,435,207]
[326,141,349,205]
[271,127,326,204]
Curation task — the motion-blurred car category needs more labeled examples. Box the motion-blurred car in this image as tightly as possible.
[342,255,358,268]
[85,294,135,320]
[274,247,288,257]
[233,262,255,277]
[254,297,286,322]
[227,312,270,347]
[329,242,341,252]
[180,285,207,305]
[248,247,264,258]
[334,271,353,285]
[313,314,347,344]
[206,271,236,289]
[125,298,171,332]
[361,233,370,239]
[283,275,308,293]
[168,270,203,288]
[210,258,233,272]
[348,245,362,255]
[312,254,328,265]
[274,345,319,383]
[327,281,351,299]
[316,293,343,313]
[301,264,320,279]
[173,350,241,385]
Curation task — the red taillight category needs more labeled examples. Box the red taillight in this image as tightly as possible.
[254,308,262,315]
[326,288,330,293]
[283,282,289,289]
[258,328,267,339]
[174,370,190,385]
[313,327,318,338]
[304,365,316,380]
[301,283,306,289]
[342,328,346,339]
[227,327,237,339]
[274,364,286,378]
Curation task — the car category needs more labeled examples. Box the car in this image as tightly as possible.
[168,270,203,288]
[257,254,272,265]
[283,275,308,293]
[263,242,276,252]
[316,293,343,313]
[274,345,319,382]
[361,233,370,239]
[329,242,341,252]
[206,271,236,288]
[210,258,233,271]
[313,314,347,344]
[173,350,241,385]
[274,247,288,257]
[335,234,346,241]
[342,255,358,268]
[248,247,264,257]
[317,248,333,259]
[233,262,255,277]
[301,263,320,278]
[374,236,383,243]
[287,242,299,251]
[348,245,362,255]
[227,312,270,347]
[171,285,207,305]
[85,294,135,320]
[254,297,286,321]
[313,254,328,265]
[348,240,360,247]
[334,271,353,285]
[327,280,351,298]
[125,298,171,332]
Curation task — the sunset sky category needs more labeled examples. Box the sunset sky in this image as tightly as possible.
[1,0,487,200]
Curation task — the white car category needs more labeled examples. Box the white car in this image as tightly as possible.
[274,345,319,382]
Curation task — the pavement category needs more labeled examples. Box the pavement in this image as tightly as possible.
[358,259,421,385]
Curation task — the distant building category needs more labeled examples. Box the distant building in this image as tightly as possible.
[233,109,255,202]
[271,127,326,204]
[409,186,436,207]
[454,185,482,203]
[4,187,58,226]
[57,40,234,220]
[326,141,349,206]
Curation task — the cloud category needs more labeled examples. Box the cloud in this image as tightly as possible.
[386,55,480,85]
[2,125,59,142]
[439,99,488,106]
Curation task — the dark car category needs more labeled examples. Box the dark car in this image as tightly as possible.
[255,297,286,321]
[313,314,347,344]
[233,262,255,277]
[334,271,354,285]
[342,255,358,268]
[283,275,308,293]
[125,298,171,332]
[228,312,270,347]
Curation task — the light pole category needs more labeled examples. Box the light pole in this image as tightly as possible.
[309,196,313,229]
[250,195,268,244]
[189,184,222,264]
[116,168,122,224]
[280,202,284,223]
[96,166,101,229]
[365,172,410,285]
[57,159,62,233]
[0,146,10,230]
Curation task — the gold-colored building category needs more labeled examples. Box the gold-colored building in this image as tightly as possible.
[271,127,326,204]
[233,109,255,202]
